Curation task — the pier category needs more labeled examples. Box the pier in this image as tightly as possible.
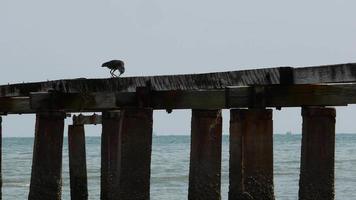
[1,62,356,199]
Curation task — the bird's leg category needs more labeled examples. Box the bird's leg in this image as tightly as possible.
[112,69,118,77]
[110,69,115,78]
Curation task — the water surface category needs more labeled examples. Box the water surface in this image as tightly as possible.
[3,134,356,199]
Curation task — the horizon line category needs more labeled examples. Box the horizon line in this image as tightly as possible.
[2,132,356,138]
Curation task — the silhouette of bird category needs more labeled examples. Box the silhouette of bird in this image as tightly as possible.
[101,60,125,77]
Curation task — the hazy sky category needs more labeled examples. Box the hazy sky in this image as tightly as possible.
[1,0,356,136]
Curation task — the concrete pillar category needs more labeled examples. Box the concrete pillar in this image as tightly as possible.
[299,107,335,200]
[28,111,65,200]
[101,111,121,200]
[101,109,153,200]
[188,109,222,200]
[68,125,88,200]
[229,109,274,200]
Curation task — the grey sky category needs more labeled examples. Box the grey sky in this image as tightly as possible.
[1,0,356,136]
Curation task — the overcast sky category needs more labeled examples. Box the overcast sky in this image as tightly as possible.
[1,0,356,137]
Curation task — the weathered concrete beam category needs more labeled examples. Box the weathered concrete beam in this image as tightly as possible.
[28,111,66,200]
[72,114,102,125]
[27,84,356,110]
[101,109,153,200]
[1,63,356,97]
[188,109,222,200]
[68,125,88,200]
[0,97,33,114]
[227,84,356,108]
[1,66,279,97]
[1,83,356,114]
[299,107,335,200]
[229,109,274,200]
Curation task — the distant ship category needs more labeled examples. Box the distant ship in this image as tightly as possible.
[286,131,292,136]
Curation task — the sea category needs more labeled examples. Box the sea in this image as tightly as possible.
[2,134,356,199]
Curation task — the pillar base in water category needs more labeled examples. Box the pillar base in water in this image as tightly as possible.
[101,109,153,200]
[28,111,65,200]
[229,109,274,200]
[68,125,88,200]
[299,107,335,200]
[188,109,222,200]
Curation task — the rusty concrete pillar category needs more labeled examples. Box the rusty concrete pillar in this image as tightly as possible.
[118,108,153,200]
[68,125,88,200]
[229,109,274,200]
[299,107,335,200]
[101,111,121,200]
[101,108,153,200]
[188,109,222,200]
[28,111,65,200]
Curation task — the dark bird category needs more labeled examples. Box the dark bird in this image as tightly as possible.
[101,60,125,77]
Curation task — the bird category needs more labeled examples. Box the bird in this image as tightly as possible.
[101,60,125,78]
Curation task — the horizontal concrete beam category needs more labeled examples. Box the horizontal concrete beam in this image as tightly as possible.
[72,114,102,125]
[0,63,356,97]
[0,84,356,114]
